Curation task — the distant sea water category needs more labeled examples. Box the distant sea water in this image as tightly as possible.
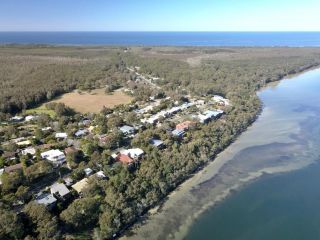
[1,32,320,46]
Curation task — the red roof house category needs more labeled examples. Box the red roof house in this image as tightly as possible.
[116,154,134,164]
[176,121,196,131]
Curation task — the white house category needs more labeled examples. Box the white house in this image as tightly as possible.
[25,115,36,122]
[41,149,66,164]
[212,95,230,106]
[55,132,68,139]
[120,148,144,159]
[22,147,36,155]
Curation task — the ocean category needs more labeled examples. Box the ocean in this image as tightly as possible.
[1,32,320,46]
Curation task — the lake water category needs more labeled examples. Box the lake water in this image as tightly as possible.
[1,32,320,46]
[123,69,320,240]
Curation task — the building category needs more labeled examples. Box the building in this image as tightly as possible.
[119,125,135,135]
[11,116,24,122]
[74,129,88,138]
[72,178,89,194]
[16,140,31,147]
[25,115,36,122]
[84,168,93,176]
[172,129,185,138]
[63,177,74,187]
[21,147,36,156]
[35,192,57,209]
[120,148,144,159]
[212,95,230,106]
[116,154,134,164]
[95,171,107,179]
[50,183,70,199]
[55,132,67,140]
[176,121,196,131]
[198,110,224,123]
[150,139,165,148]
[4,163,23,173]
[41,127,52,132]
[0,168,4,185]
[203,110,224,119]
[64,146,78,155]
[41,149,66,164]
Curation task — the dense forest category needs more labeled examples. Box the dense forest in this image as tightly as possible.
[1,46,320,239]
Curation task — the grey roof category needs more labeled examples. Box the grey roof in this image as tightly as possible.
[35,193,57,206]
[75,129,88,137]
[150,139,164,147]
[50,183,70,197]
[84,168,93,176]
[119,125,135,134]
[172,129,185,137]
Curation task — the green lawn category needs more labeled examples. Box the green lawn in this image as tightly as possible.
[25,105,56,117]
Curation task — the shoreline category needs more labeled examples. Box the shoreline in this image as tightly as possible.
[120,66,320,240]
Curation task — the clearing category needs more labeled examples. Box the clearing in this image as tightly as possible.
[51,89,132,113]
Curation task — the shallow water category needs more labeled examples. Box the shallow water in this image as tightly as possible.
[123,69,320,240]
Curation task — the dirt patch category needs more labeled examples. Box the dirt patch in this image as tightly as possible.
[52,89,133,113]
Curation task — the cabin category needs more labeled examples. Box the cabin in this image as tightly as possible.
[116,154,134,164]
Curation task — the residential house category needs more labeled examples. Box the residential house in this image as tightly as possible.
[84,168,93,176]
[120,148,144,159]
[198,110,224,123]
[119,125,135,135]
[172,129,185,138]
[55,132,67,140]
[63,177,74,187]
[25,115,36,122]
[176,121,196,131]
[11,116,24,122]
[4,163,23,173]
[72,178,89,194]
[116,154,134,165]
[50,183,70,200]
[95,171,107,179]
[41,127,52,132]
[21,147,36,156]
[150,139,165,149]
[2,151,17,161]
[16,140,32,147]
[41,149,66,165]
[35,192,57,209]
[64,146,78,155]
[74,129,88,138]
[212,95,230,106]
[0,168,4,185]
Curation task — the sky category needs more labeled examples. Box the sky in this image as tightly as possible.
[0,0,320,31]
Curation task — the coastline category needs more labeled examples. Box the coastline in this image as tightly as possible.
[120,66,320,240]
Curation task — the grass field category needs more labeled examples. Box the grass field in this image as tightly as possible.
[25,105,56,117]
[51,89,133,113]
